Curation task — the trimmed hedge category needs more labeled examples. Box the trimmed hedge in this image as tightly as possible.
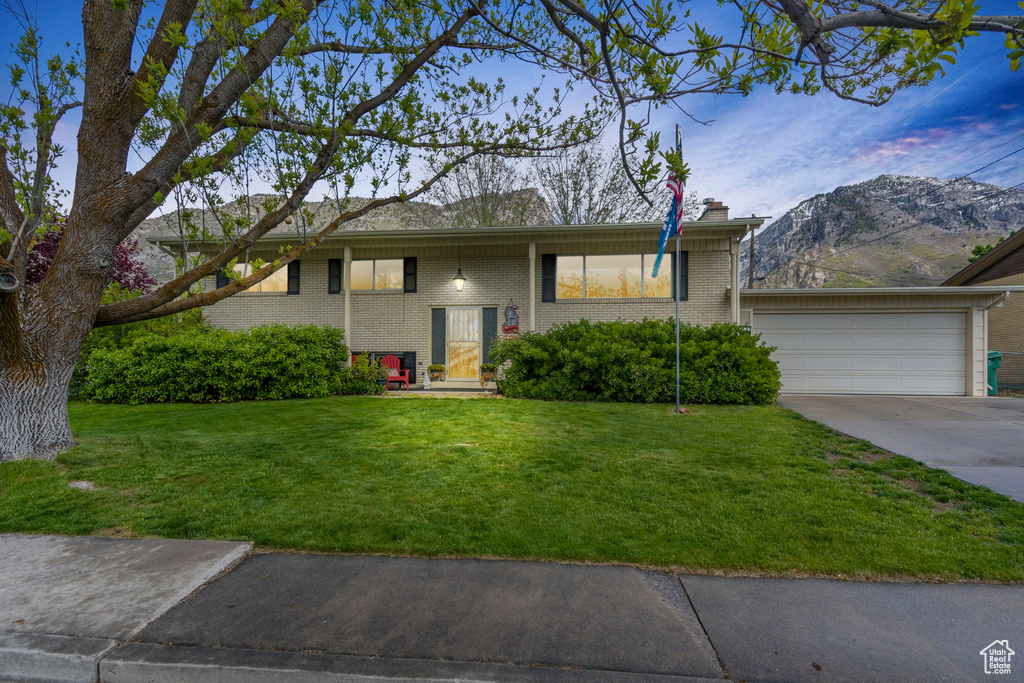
[71,308,206,398]
[85,324,381,404]
[490,319,781,405]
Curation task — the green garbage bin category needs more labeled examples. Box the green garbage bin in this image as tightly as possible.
[987,351,1002,396]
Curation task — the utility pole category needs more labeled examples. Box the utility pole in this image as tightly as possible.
[748,227,755,289]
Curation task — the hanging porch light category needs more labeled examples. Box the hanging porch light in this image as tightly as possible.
[453,247,466,291]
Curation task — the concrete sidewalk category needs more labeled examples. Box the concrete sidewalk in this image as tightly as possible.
[3,535,1023,682]
[0,534,250,682]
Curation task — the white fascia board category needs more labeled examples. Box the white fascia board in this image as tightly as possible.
[146,218,765,246]
[740,286,1024,296]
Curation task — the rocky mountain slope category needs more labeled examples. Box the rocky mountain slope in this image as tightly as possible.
[742,175,1024,288]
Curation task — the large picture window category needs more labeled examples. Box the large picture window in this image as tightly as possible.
[556,254,672,299]
[351,259,403,290]
[233,263,289,293]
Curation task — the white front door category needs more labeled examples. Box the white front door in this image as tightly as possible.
[753,312,967,395]
[447,307,481,380]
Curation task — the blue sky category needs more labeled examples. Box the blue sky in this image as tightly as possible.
[671,22,1023,220]
[2,1,1021,221]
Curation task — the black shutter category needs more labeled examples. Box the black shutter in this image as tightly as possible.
[431,308,446,365]
[215,270,228,289]
[541,254,556,302]
[404,351,416,384]
[403,257,417,293]
[482,308,498,362]
[287,260,300,295]
[671,251,689,301]
[328,259,341,294]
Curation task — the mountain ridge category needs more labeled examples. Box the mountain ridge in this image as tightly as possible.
[742,174,1024,288]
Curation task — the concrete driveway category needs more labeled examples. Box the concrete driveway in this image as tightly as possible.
[778,395,1024,503]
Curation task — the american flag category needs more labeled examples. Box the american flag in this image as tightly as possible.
[666,172,685,225]
[651,169,684,278]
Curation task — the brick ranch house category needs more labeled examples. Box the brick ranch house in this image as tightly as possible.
[150,201,1021,396]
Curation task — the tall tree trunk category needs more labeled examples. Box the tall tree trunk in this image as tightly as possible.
[0,357,76,462]
[1,211,115,462]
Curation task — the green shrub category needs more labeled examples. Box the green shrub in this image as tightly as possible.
[70,289,207,398]
[85,324,376,404]
[490,319,780,405]
[341,353,389,395]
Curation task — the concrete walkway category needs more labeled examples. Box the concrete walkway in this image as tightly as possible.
[0,534,250,682]
[3,534,1023,682]
[779,394,1024,503]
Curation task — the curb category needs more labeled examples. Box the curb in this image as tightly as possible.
[0,632,118,683]
[0,538,252,683]
[100,642,726,683]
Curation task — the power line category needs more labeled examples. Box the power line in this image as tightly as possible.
[899,117,1024,177]
[785,181,1024,279]
[792,148,1024,267]
[957,144,1024,178]
[757,143,1024,266]
[819,47,1001,176]
[807,180,1023,263]
[931,132,1024,179]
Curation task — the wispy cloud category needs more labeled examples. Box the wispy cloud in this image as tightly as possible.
[650,29,1024,222]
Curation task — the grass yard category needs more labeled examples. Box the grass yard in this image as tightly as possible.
[2,397,1023,581]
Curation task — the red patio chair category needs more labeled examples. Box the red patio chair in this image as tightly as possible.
[379,354,409,391]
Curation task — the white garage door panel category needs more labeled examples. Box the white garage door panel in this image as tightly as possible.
[773,352,965,373]
[904,313,966,329]
[852,355,912,371]
[754,312,966,396]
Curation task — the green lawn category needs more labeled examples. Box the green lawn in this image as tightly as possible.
[2,398,1023,580]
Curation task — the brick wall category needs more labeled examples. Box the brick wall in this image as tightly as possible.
[981,273,1024,386]
[201,233,734,382]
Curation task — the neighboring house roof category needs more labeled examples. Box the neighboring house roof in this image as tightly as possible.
[943,229,1024,285]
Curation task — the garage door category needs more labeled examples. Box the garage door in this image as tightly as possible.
[752,312,966,395]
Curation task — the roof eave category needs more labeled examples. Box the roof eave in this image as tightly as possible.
[740,286,1024,296]
[145,218,764,246]
[942,229,1024,286]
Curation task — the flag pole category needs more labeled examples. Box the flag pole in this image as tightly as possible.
[674,124,682,414]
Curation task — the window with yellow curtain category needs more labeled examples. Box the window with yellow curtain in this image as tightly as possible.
[555,255,584,299]
[556,254,671,298]
[642,254,672,297]
[585,254,642,298]
[350,259,403,290]
[232,263,289,293]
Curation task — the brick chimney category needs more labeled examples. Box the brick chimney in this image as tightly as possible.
[698,197,729,221]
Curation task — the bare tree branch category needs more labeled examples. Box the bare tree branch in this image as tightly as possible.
[100,5,484,323]
[97,143,523,325]
[296,39,508,56]
[125,1,321,222]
